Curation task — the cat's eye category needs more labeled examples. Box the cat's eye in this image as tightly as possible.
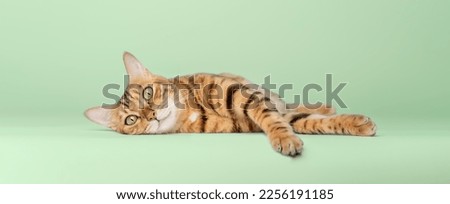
[125,115,138,125]
[143,86,153,100]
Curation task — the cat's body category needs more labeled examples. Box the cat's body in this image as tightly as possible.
[85,52,376,156]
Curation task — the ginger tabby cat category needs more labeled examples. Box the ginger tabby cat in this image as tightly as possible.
[85,52,376,156]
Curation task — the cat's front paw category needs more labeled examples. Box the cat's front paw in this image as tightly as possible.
[270,135,303,156]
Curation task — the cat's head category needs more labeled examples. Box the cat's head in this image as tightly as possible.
[85,52,179,134]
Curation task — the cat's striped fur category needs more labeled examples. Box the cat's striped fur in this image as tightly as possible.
[85,52,376,156]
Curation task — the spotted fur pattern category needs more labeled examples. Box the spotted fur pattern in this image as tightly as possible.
[85,52,377,156]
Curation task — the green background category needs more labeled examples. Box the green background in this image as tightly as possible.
[1,0,449,183]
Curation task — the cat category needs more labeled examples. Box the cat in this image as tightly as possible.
[85,52,376,156]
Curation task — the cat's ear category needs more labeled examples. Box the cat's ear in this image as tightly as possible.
[84,106,111,127]
[123,51,152,80]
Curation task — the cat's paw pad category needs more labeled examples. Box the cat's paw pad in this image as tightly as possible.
[271,135,304,156]
[346,115,377,136]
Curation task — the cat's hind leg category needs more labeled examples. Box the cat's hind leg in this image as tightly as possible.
[284,113,376,136]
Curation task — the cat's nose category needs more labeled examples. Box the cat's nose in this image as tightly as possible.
[145,112,156,121]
